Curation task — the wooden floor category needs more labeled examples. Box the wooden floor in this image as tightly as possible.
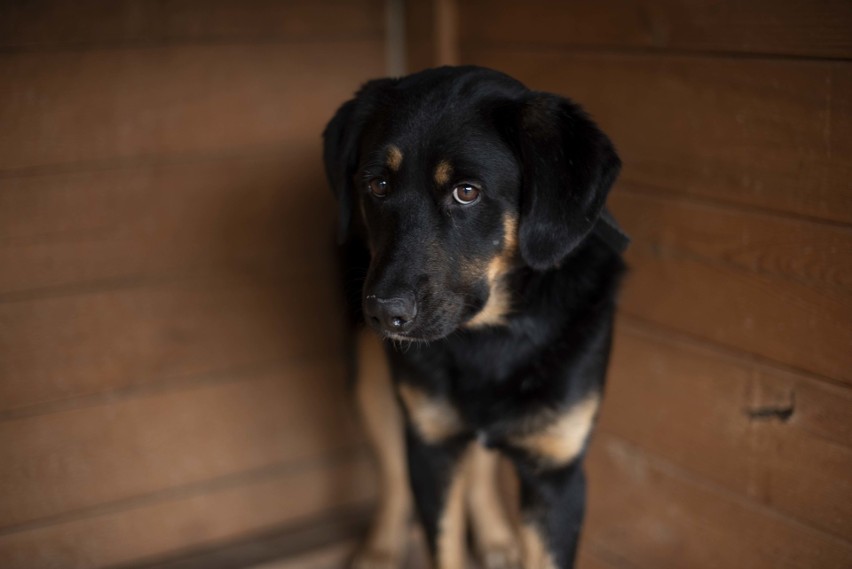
[245,538,428,569]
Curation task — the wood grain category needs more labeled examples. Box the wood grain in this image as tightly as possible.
[0,361,359,530]
[608,189,852,382]
[0,454,374,569]
[463,50,852,224]
[584,434,852,569]
[0,149,336,296]
[600,323,852,537]
[0,0,383,48]
[0,40,383,172]
[611,189,852,291]
[0,274,346,413]
[459,0,852,59]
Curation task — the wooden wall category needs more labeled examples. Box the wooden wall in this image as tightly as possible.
[0,1,385,567]
[453,1,852,568]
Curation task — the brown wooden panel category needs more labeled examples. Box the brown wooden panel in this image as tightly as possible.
[0,454,374,569]
[576,552,620,569]
[459,0,852,59]
[607,190,852,382]
[583,434,852,569]
[463,50,852,224]
[0,361,359,529]
[0,148,336,296]
[618,236,851,383]
[0,274,346,413]
[0,40,383,172]
[0,0,383,48]
[599,324,852,536]
[611,189,852,290]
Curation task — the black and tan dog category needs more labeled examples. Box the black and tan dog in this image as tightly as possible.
[323,66,628,569]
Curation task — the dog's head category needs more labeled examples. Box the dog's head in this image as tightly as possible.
[323,66,620,341]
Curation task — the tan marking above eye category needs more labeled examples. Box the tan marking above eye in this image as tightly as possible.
[466,214,519,328]
[397,383,465,444]
[386,145,403,171]
[511,393,600,468]
[434,160,453,185]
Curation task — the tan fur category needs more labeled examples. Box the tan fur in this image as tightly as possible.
[467,214,518,327]
[512,394,600,468]
[434,160,453,185]
[521,523,558,569]
[386,145,403,171]
[436,446,471,569]
[351,329,411,569]
[468,445,521,568]
[398,383,466,444]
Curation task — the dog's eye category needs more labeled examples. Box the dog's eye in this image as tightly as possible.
[368,178,390,198]
[452,184,480,205]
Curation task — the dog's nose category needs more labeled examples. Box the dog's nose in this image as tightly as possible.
[364,293,418,333]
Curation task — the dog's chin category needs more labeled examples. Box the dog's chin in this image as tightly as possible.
[378,326,452,343]
[374,318,464,344]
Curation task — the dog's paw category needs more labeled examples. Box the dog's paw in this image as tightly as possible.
[349,549,402,569]
[479,543,522,569]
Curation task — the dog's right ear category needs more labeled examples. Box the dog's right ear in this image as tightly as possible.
[322,78,396,244]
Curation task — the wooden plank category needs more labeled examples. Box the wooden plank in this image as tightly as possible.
[618,234,851,383]
[459,0,852,59]
[611,190,852,290]
[0,0,383,48]
[463,50,852,224]
[599,324,852,537]
[0,361,359,529]
[0,40,383,172]
[0,454,375,569]
[0,274,347,413]
[607,190,852,382]
[583,434,852,569]
[0,149,337,296]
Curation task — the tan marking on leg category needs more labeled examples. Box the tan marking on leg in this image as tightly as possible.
[434,160,453,185]
[512,394,600,468]
[468,444,521,569]
[467,214,518,328]
[398,383,465,444]
[520,523,557,569]
[352,329,411,569]
[386,145,403,171]
[436,446,472,569]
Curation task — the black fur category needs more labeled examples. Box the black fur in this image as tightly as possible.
[324,66,626,568]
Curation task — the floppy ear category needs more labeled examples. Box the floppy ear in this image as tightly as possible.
[322,78,395,244]
[513,93,621,270]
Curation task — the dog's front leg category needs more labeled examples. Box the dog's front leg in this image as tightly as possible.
[515,461,587,569]
[509,394,601,568]
[397,382,472,569]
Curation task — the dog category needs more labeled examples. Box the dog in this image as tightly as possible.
[323,66,628,569]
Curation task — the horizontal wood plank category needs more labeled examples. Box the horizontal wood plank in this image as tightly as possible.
[0,148,336,296]
[608,190,852,382]
[584,434,852,569]
[0,454,374,569]
[618,237,851,383]
[0,0,383,48]
[0,40,383,172]
[0,361,360,529]
[463,50,852,224]
[611,189,852,290]
[600,323,852,536]
[0,274,347,413]
[459,0,852,59]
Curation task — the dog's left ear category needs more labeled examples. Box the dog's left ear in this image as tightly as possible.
[323,78,396,244]
[509,93,621,270]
